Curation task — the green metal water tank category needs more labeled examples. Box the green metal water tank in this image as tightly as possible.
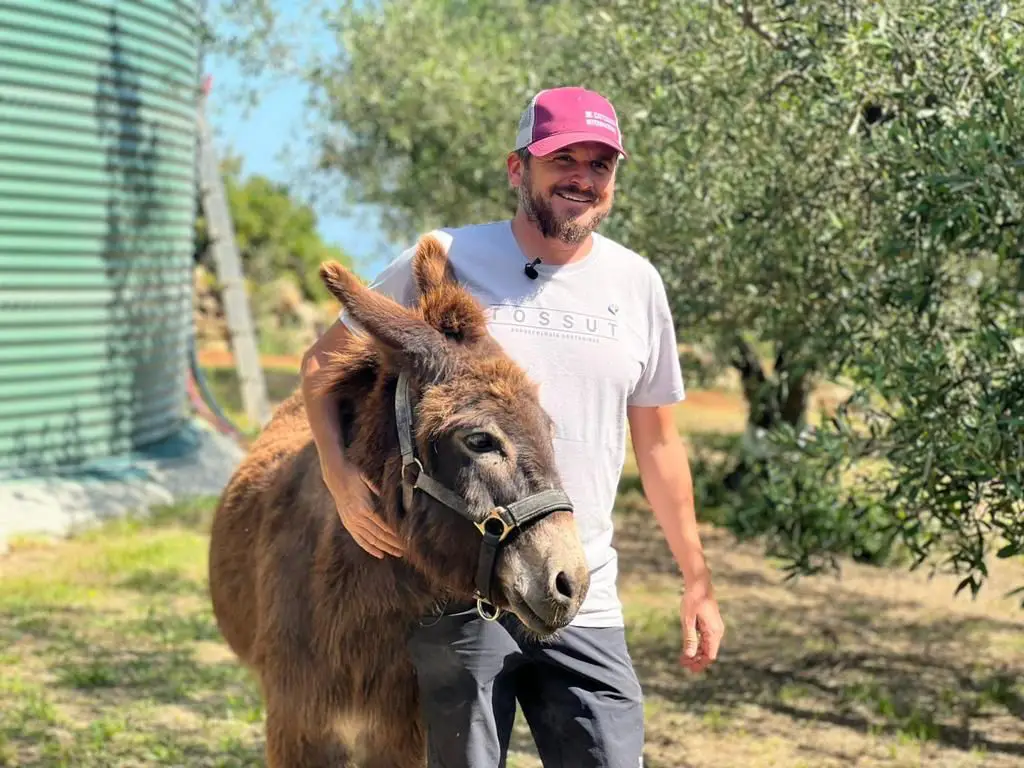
[0,0,201,473]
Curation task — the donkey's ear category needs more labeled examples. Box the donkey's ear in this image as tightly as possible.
[409,233,488,344]
[412,234,457,298]
[319,260,452,379]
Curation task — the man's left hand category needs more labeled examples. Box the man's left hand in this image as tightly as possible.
[679,573,725,673]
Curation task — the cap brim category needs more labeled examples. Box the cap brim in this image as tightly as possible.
[526,131,627,159]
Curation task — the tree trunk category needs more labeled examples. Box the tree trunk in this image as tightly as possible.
[724,338,811,490]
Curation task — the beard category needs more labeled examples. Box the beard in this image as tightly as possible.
[517,167,611,244]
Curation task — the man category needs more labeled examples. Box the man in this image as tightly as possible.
[300,86,724,767]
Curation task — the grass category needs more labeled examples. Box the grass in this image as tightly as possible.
[0,500,266,766]
[3,362,1022,766]
[603,494,1024,768]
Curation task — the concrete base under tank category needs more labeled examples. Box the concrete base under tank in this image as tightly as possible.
[0,418,245,553]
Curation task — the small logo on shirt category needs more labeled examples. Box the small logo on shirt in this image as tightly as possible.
[608,303,619,315]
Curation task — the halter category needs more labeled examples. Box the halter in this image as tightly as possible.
[394,370,574,621]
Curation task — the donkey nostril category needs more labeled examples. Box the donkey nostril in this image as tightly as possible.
[554,571,574,601]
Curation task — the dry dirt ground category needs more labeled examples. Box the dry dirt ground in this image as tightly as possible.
[553,495,1024,768]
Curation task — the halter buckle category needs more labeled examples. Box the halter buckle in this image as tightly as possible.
[474,508,513,542]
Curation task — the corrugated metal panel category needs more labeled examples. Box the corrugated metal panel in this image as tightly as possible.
[0,0,201,472]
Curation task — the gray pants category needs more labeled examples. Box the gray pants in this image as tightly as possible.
[406,600,645,768]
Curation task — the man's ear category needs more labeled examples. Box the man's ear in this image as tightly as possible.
[507,150,527,190]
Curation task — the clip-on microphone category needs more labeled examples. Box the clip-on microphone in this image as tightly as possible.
[524,257,542,280]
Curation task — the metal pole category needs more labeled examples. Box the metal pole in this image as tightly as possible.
[195,75,271,428]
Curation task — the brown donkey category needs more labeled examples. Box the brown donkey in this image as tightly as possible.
[207,234,591,766]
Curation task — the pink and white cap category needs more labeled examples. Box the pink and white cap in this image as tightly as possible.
[514,86,627,158]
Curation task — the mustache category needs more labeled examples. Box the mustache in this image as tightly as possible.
[552,185,596,202]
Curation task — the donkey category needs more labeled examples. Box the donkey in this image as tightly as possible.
[207,234,591,766]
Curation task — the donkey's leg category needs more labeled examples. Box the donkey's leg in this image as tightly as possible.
[264,690,354,767]
[361,664,426,768]
[361,700,425,768]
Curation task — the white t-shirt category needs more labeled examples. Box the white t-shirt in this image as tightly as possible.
[342,220,685,627]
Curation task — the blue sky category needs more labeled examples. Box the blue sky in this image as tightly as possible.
[201,1,392,279]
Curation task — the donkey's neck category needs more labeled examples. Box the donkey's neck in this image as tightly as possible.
[331,364,465,616]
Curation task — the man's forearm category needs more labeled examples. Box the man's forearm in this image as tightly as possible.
[635,434,709,584]
[629,407,724,668]
[300,323,351,472]
[300,321,403,556]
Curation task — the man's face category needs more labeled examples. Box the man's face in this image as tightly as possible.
[509,142,619,244]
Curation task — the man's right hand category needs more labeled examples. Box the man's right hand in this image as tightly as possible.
[322,456,405,559]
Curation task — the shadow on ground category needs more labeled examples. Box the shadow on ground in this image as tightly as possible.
[0,511,269,766]
[1,591,266,766]
[611,495,1024,765]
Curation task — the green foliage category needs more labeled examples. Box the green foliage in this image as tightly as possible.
[194,154,353,304]
[742,0,1024,598]
[721,418,904,575]
[306,0,583,239]
[211,0,1024,601]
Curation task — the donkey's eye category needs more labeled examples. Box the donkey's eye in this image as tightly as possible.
[462,432,499,454]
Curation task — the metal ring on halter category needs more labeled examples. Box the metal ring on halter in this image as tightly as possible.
[402,457,423,485]
[476,597,501,621]
[474,508,513,542]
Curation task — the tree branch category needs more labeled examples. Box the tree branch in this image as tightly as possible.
[762,69,807,101]
[737,0,783,50]
[781,372,810,426]
[732,336,781,429]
